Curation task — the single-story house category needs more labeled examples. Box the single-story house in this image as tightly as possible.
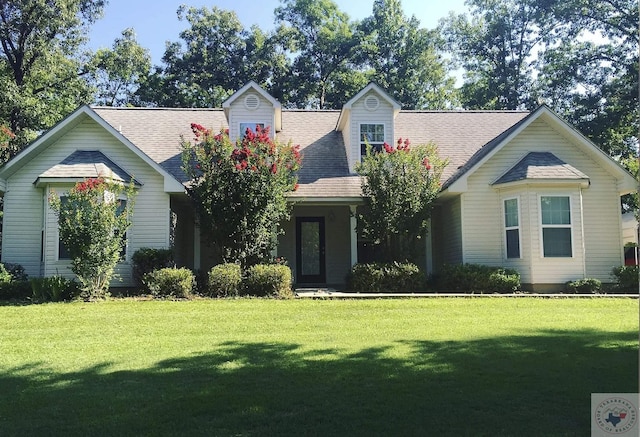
[0,82,636,291]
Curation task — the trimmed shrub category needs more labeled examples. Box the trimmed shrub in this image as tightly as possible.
[347,263,384,292]
[3,263,28,282]
[565,278,602,294]
[435,264,520,293]
[208,263,242,297]
[611,266,639,294]
[347,262,426,292]
[243,264,293,298]
[0,281,31,300]
[144,267,194,299]
[131,248,174,287]
[0,262,31,300]
[488,269,521,293]
[29,276,79,302]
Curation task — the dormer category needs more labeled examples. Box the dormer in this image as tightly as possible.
[336,83,401,173]
[222,81,282,143]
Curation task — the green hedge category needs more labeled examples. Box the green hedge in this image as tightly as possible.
[132,248,174,288]
[347,262,426,292]
[435,264,520,293]
[611,266,639,294]
[243,264,293,298]
[208,263,242,297]
[144,267,194,299]
[564,278,602,294]
[0,263,31,301]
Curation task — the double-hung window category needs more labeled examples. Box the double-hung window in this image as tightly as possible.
[503,198,520,258]
[360,124,385,157]
[57,194,129,261]
[540,196,572,257]
[58,196,70,260]
[115,198,128,259]
[239,122,265,138]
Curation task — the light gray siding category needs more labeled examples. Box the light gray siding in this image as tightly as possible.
[227,92,275,143]
[3,118,172,287]
[460,118,622,286]
[348,91,395,173]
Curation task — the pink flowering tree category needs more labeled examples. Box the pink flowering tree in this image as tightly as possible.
[356,138,447,262]
[50,177,136,300]
[181,124,302,268]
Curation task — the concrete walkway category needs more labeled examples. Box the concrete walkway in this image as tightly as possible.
[294,288,638,299]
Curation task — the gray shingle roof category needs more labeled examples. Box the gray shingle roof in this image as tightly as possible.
[94,107,227,183]
[38,150,140,184]
[278,111,361,199]
[493,151,589,185]
[92,107,530,199]
[403,110,532,190]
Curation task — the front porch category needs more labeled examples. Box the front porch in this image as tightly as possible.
[172,199,433,288]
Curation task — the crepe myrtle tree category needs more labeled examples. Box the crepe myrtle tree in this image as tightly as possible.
[50,177,136,300]
[182,124,302,268]
[356,138,447,262]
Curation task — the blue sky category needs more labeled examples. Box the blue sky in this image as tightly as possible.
[88,0,469,65]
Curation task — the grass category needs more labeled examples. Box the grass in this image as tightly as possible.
[0,298,637,436]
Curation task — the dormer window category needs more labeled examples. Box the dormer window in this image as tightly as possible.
[240,122,265,138]
[360,123,385,157]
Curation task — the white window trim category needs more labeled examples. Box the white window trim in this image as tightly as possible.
[238,121,268,139]
[538,194,574,259]
[115,194,131,262]
[53,190,132,262]
[503,196,522,260]
[54,191,72,262]
[358,122,387,158]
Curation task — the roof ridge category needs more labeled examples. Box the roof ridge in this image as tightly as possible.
[91,106,224,112]
[400,110,530,114]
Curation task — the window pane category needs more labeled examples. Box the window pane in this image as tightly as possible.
[240,122,265,137]
[541,196,570,225]
[506,229,520,258]
[504,199,518,227]
[300,222,320,276]
[58,196,70,260]
[360,124,384,143]
[543,228,572,257]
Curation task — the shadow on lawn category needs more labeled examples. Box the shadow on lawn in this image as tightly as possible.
[0,329,637,436]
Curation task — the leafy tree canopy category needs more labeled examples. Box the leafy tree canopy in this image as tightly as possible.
[0,0,105,147]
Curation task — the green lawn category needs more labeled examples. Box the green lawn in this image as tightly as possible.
[0,298,637,436]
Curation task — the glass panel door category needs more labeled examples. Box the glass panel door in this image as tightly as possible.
[296,217,326,283]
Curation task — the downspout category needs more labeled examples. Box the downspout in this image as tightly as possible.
[42,185,48,277]
[579,187,586,278]
[460,194,465,264]
[527,186,534,287]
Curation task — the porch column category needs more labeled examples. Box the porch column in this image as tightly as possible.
[349,205,358,267]
[193,223,201,270]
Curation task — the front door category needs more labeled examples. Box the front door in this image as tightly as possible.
[296,217,326,284]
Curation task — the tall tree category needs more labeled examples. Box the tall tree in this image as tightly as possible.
[137,6,291,108]
[360,0,458,109]
[89,28,151,106]
[535,0,638,158]
[440,0,548,110]
[0,0,104,146]
[137,6,246,108]
[274,0,363,109]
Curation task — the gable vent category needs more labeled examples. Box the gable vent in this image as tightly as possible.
[244,93,260,110]
[364,94,380,111]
